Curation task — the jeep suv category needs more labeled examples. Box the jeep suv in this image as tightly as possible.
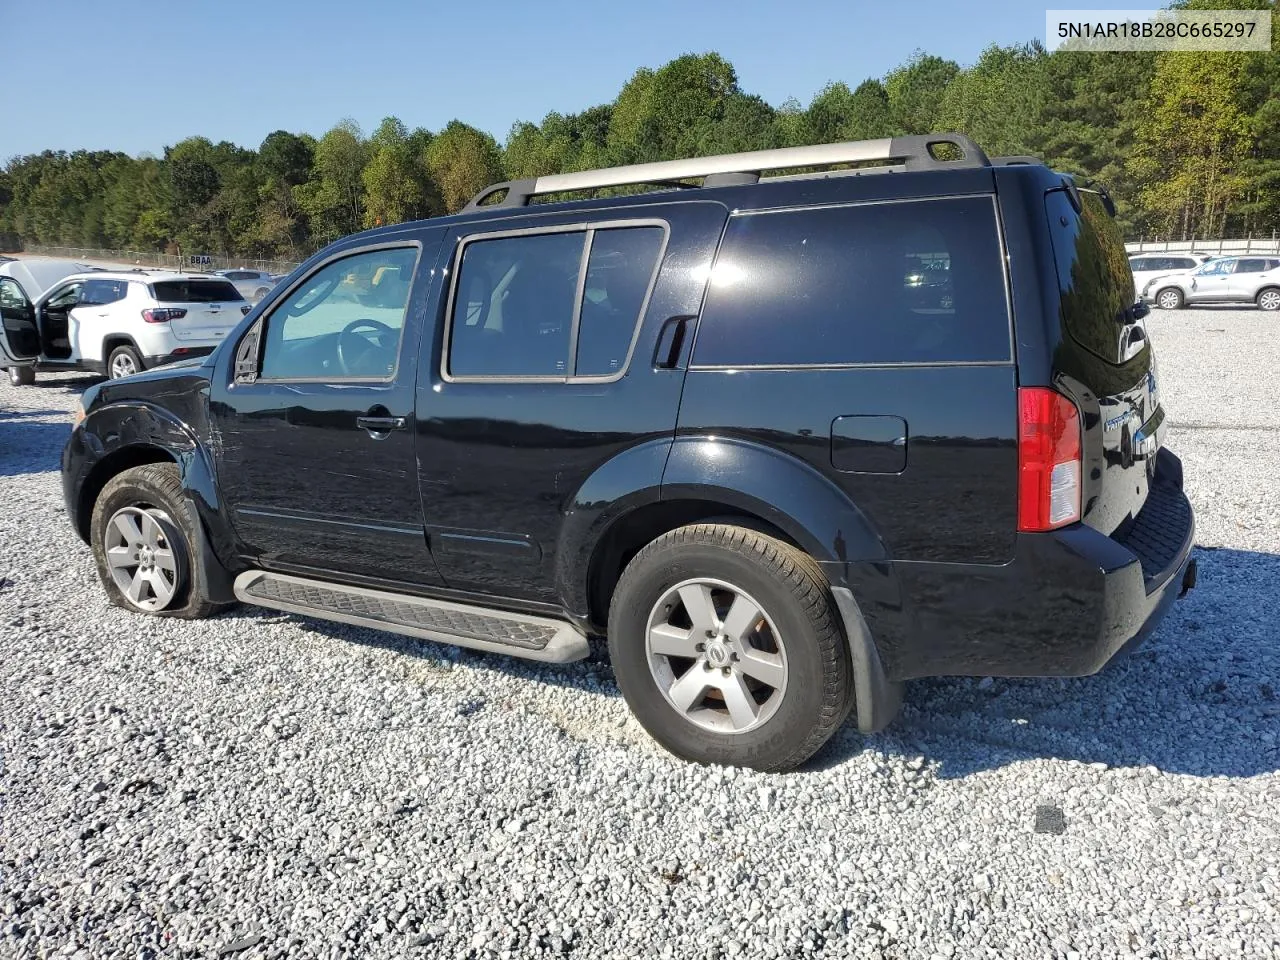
[52,135,1197,771]
[0,271,248,384]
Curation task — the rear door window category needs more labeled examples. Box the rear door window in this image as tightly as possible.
[576,226,664,376]
[446,221,667,380]
[692,196,1011,367]
[1236,258,1270,274]
[151,279,244,302]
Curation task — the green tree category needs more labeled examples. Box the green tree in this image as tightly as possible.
[1128,50,1254,239]
[296,119,368,244]
[362,117,435,228]
[424,121,503,213]
[885,53,961,134]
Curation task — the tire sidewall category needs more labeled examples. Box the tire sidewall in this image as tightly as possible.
[90,469,199,617]
[609,538,840,769]
[8,365,34,386]
[1258,289,1280,312]
[1157,288,1182,310]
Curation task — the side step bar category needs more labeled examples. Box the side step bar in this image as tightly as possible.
[234,571,591,663]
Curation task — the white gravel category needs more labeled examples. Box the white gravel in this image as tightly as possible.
[2,307,1279,960]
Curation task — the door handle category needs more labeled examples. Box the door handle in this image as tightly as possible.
[654,315,695,369]
[356,414,406,435]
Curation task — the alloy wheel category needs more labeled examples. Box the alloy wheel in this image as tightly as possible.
[645,578,788,735]
[110,352,138,378]
[103,506,184,611]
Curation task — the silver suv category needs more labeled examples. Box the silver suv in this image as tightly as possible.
[1142,256,1280,311]
[214,269,279,302]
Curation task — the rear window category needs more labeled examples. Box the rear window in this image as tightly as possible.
[692,197,1011,367]
[151,279,243,303]
[1045,188,1140,365]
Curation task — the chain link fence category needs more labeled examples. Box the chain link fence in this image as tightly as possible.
[17,245,301,275]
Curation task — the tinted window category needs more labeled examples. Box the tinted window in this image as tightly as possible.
[449,231,584,378]
[259,247,417,380]
[693,197,1010,367]
[575,227,664,376]
[1237,258,1269,274]
[152,279,244,303]
[1045,189,1142,365]
[1172,258,1197,270]
[1129,258,1153,271]
[80,278,129,305]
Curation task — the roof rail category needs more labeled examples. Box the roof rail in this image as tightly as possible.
[465,133,991,210]
[991,155,1045,166]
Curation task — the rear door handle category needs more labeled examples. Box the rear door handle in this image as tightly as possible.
[654,315,696,369]
[356,415,406,434]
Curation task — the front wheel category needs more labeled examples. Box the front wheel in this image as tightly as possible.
[7,365,35,386]
[1257,287,1280,312]
[90,463,224,619]
[608,524,853,771]
[1155,287,1184,310]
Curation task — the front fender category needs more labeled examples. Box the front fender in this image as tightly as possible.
[661,435,888,566]
[64,401,236,603]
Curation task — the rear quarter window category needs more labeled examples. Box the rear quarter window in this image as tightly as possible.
[151,279,244,303]
[691,196,1011,367]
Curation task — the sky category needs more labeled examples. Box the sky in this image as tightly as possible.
[7,0,1064,158]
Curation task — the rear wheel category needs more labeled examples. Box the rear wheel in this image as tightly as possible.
[90,463,223,619]
[1257,287,1280,312]
[107,344,143,379]
[7,365,35,386]
[253,286,270,302]
[608,523,853,771]
[1155,287,1184,310]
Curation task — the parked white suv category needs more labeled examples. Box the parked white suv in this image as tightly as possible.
[0,270,248,385]
[1127,252,1212,298]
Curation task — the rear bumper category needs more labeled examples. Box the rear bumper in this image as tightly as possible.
[826,448,1196,681]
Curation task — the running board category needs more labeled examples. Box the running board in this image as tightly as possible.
[233,571,590,663]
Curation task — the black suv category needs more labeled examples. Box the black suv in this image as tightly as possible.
[54,134,1196,771]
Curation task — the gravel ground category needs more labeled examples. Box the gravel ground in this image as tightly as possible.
[2,307,1278,960]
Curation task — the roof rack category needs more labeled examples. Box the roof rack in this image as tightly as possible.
[465,133,994,210]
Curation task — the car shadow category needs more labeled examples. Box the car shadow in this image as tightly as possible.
[0,409,72,477]
[222,545,1277,781]
[32,374,102,394]
[810,545,1280,779]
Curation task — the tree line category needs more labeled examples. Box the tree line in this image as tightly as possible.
[2,2,1277,260]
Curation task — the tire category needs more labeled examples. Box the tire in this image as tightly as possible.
[90,463,224,620]
[107,344,143,379]
[1155,287,1184,310]
[8,365,35,386]
[1257,287,1280,312]
[253,287,270,302]
[608,523,854,771]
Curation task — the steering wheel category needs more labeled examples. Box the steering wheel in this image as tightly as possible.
[336,318,396,376]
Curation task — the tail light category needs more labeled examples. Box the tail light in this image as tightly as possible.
[1017,387,1082,532]
[142,307,187,324]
